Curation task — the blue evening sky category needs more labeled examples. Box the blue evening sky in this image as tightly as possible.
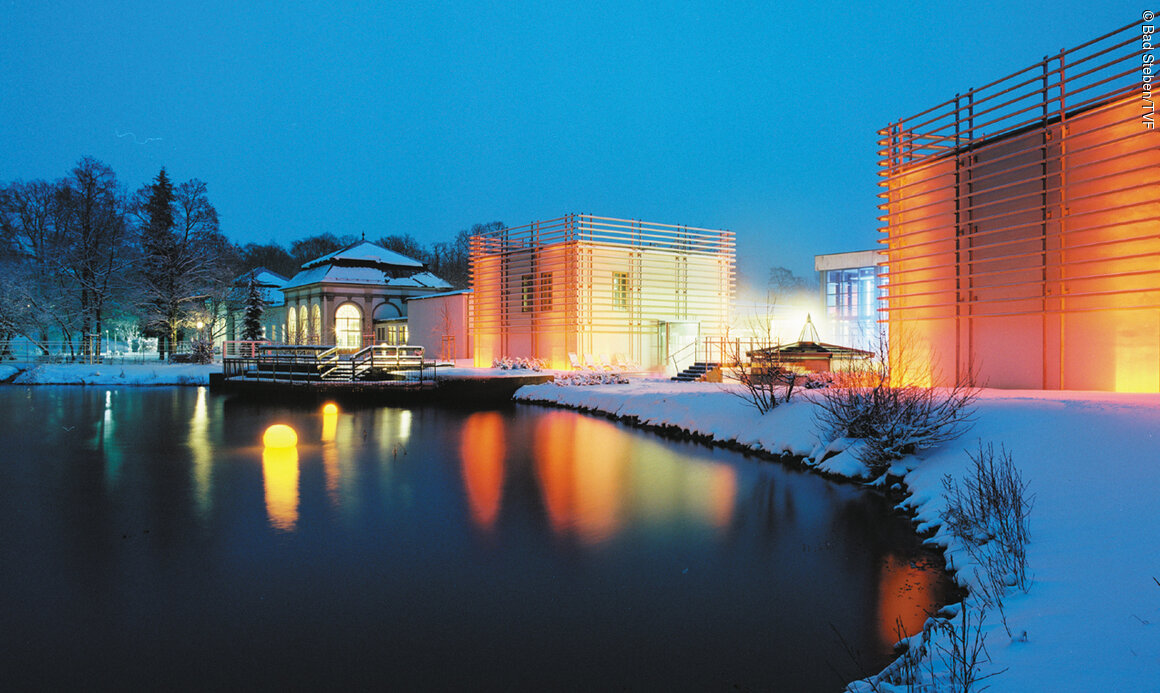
[0,0,1141,288]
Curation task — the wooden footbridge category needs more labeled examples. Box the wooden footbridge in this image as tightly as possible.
[211,341,553,406]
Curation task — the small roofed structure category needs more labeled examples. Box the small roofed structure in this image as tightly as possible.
[225,268,289,343]
[279,240,452,348]
[748,315,874,373]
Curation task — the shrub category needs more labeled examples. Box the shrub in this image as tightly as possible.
[815,375,977,475]
[189,338,215,365]
[941,442,1034,594]
[814,332,977,475]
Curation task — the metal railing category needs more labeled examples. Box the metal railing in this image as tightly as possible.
[1,339,199,365]
[223,342,434,384]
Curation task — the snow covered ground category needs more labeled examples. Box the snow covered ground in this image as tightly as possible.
[516,378,1160,691]
[0,362,217,385]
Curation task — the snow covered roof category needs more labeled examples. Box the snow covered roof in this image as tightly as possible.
[301,240,424,270]
[387,271,452,289]
[234,267,288,287]
[282,266,452,291]
[231,267,289,306]
[407,289,473,302]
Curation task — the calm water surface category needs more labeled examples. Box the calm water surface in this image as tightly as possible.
[0,387,954,691]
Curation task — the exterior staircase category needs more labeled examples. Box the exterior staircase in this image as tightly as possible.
[671,362,720,382]
[319,361,354,381]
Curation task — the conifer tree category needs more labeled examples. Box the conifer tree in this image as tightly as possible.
[242,276,264,341]
[138,168,178,359]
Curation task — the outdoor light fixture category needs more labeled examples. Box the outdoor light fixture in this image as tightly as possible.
[263,424,298,448]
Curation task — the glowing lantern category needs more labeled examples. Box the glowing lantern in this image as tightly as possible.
[322,402,338,415]
[263,424,298,448]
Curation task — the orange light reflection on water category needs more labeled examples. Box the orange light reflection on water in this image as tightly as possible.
[262,446,299,532]
[460,412,505,530]
[877,553,942,643]
[534,411,626,544]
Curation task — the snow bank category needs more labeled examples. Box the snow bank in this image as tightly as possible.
[1,363,217,385]
[516,380,1160,691]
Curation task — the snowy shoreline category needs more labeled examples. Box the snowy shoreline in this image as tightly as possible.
[0,363,217,386]
[515,379,1160,691]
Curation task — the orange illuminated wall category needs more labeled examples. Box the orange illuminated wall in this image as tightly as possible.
[470,214,735,370]
[880,19,1160,392]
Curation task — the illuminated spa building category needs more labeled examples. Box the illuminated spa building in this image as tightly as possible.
[470,214,735,372]
[879,19,1159,392]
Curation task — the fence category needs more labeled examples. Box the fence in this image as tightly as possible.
[0,339,201,365]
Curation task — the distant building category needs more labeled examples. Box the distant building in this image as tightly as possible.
[814,250,886,353]
[225,268,289,343]
[879,20,1159,391]
[470,214,734,372]
[229,241,452,349]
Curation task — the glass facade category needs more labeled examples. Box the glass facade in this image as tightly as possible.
[823,265,886,352]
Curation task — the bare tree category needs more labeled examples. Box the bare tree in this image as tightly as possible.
[722,305,802,414]
[60,157,134,356]
[1,160,132,357]
[289,232,354,267]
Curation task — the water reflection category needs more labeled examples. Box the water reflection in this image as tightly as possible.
[101,390,122,487]
[189,387,213,519]
[877,554,943,641]
[534,412,625,543]
[321,403,341,506]
[262,445,299,532]
[0,389,959,690]
[460,412,505,530]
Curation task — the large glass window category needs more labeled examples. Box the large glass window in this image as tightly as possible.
[335,303,362,349]
[299,305,309,343]
[286,307,297,345]
[311,303,321,343]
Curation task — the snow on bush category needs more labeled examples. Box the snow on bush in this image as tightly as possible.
[554,371,629,386]
[492,356,545,371]
[814,372,977,476]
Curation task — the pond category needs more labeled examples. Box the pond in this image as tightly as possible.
[0,387,955,690]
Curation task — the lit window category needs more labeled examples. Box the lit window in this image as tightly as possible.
[613,272,629,310]
[540,272,553,311]
[335,303,362,349]
[521,274,534,313]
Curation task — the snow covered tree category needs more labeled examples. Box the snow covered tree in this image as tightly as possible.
[1,159,132,357]
[60,157,133,357]
[135,170,229,359]
[242,277,265,341]
[137,168,179,359]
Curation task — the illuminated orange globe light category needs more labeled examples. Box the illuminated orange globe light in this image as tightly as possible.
[263,424,298,448]
[322,403,339,415]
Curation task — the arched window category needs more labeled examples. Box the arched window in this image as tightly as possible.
[287,306,298,345]
[311,303,321,344]
[299,305,309,343]
[335,303,362,349]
